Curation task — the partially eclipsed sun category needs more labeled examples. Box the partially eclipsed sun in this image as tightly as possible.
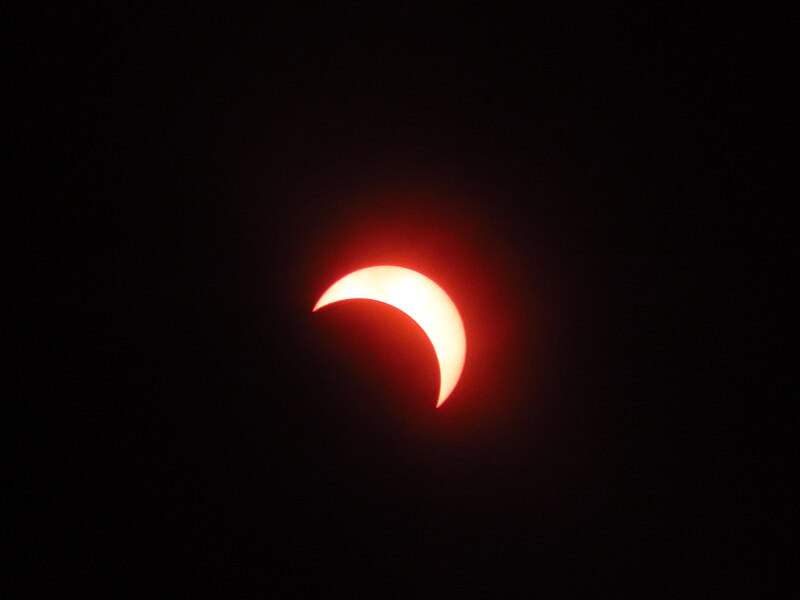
[313,266,466,407]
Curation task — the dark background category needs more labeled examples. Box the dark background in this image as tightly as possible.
[18,5,777,597]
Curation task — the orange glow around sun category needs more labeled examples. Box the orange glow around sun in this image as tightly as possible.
[313,265,466,407]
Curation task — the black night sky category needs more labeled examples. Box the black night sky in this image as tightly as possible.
[20,5,774,596]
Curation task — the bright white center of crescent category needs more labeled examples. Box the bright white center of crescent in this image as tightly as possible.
[313,266,466,407]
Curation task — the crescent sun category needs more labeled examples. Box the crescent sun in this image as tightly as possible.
[313,266,466,407]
